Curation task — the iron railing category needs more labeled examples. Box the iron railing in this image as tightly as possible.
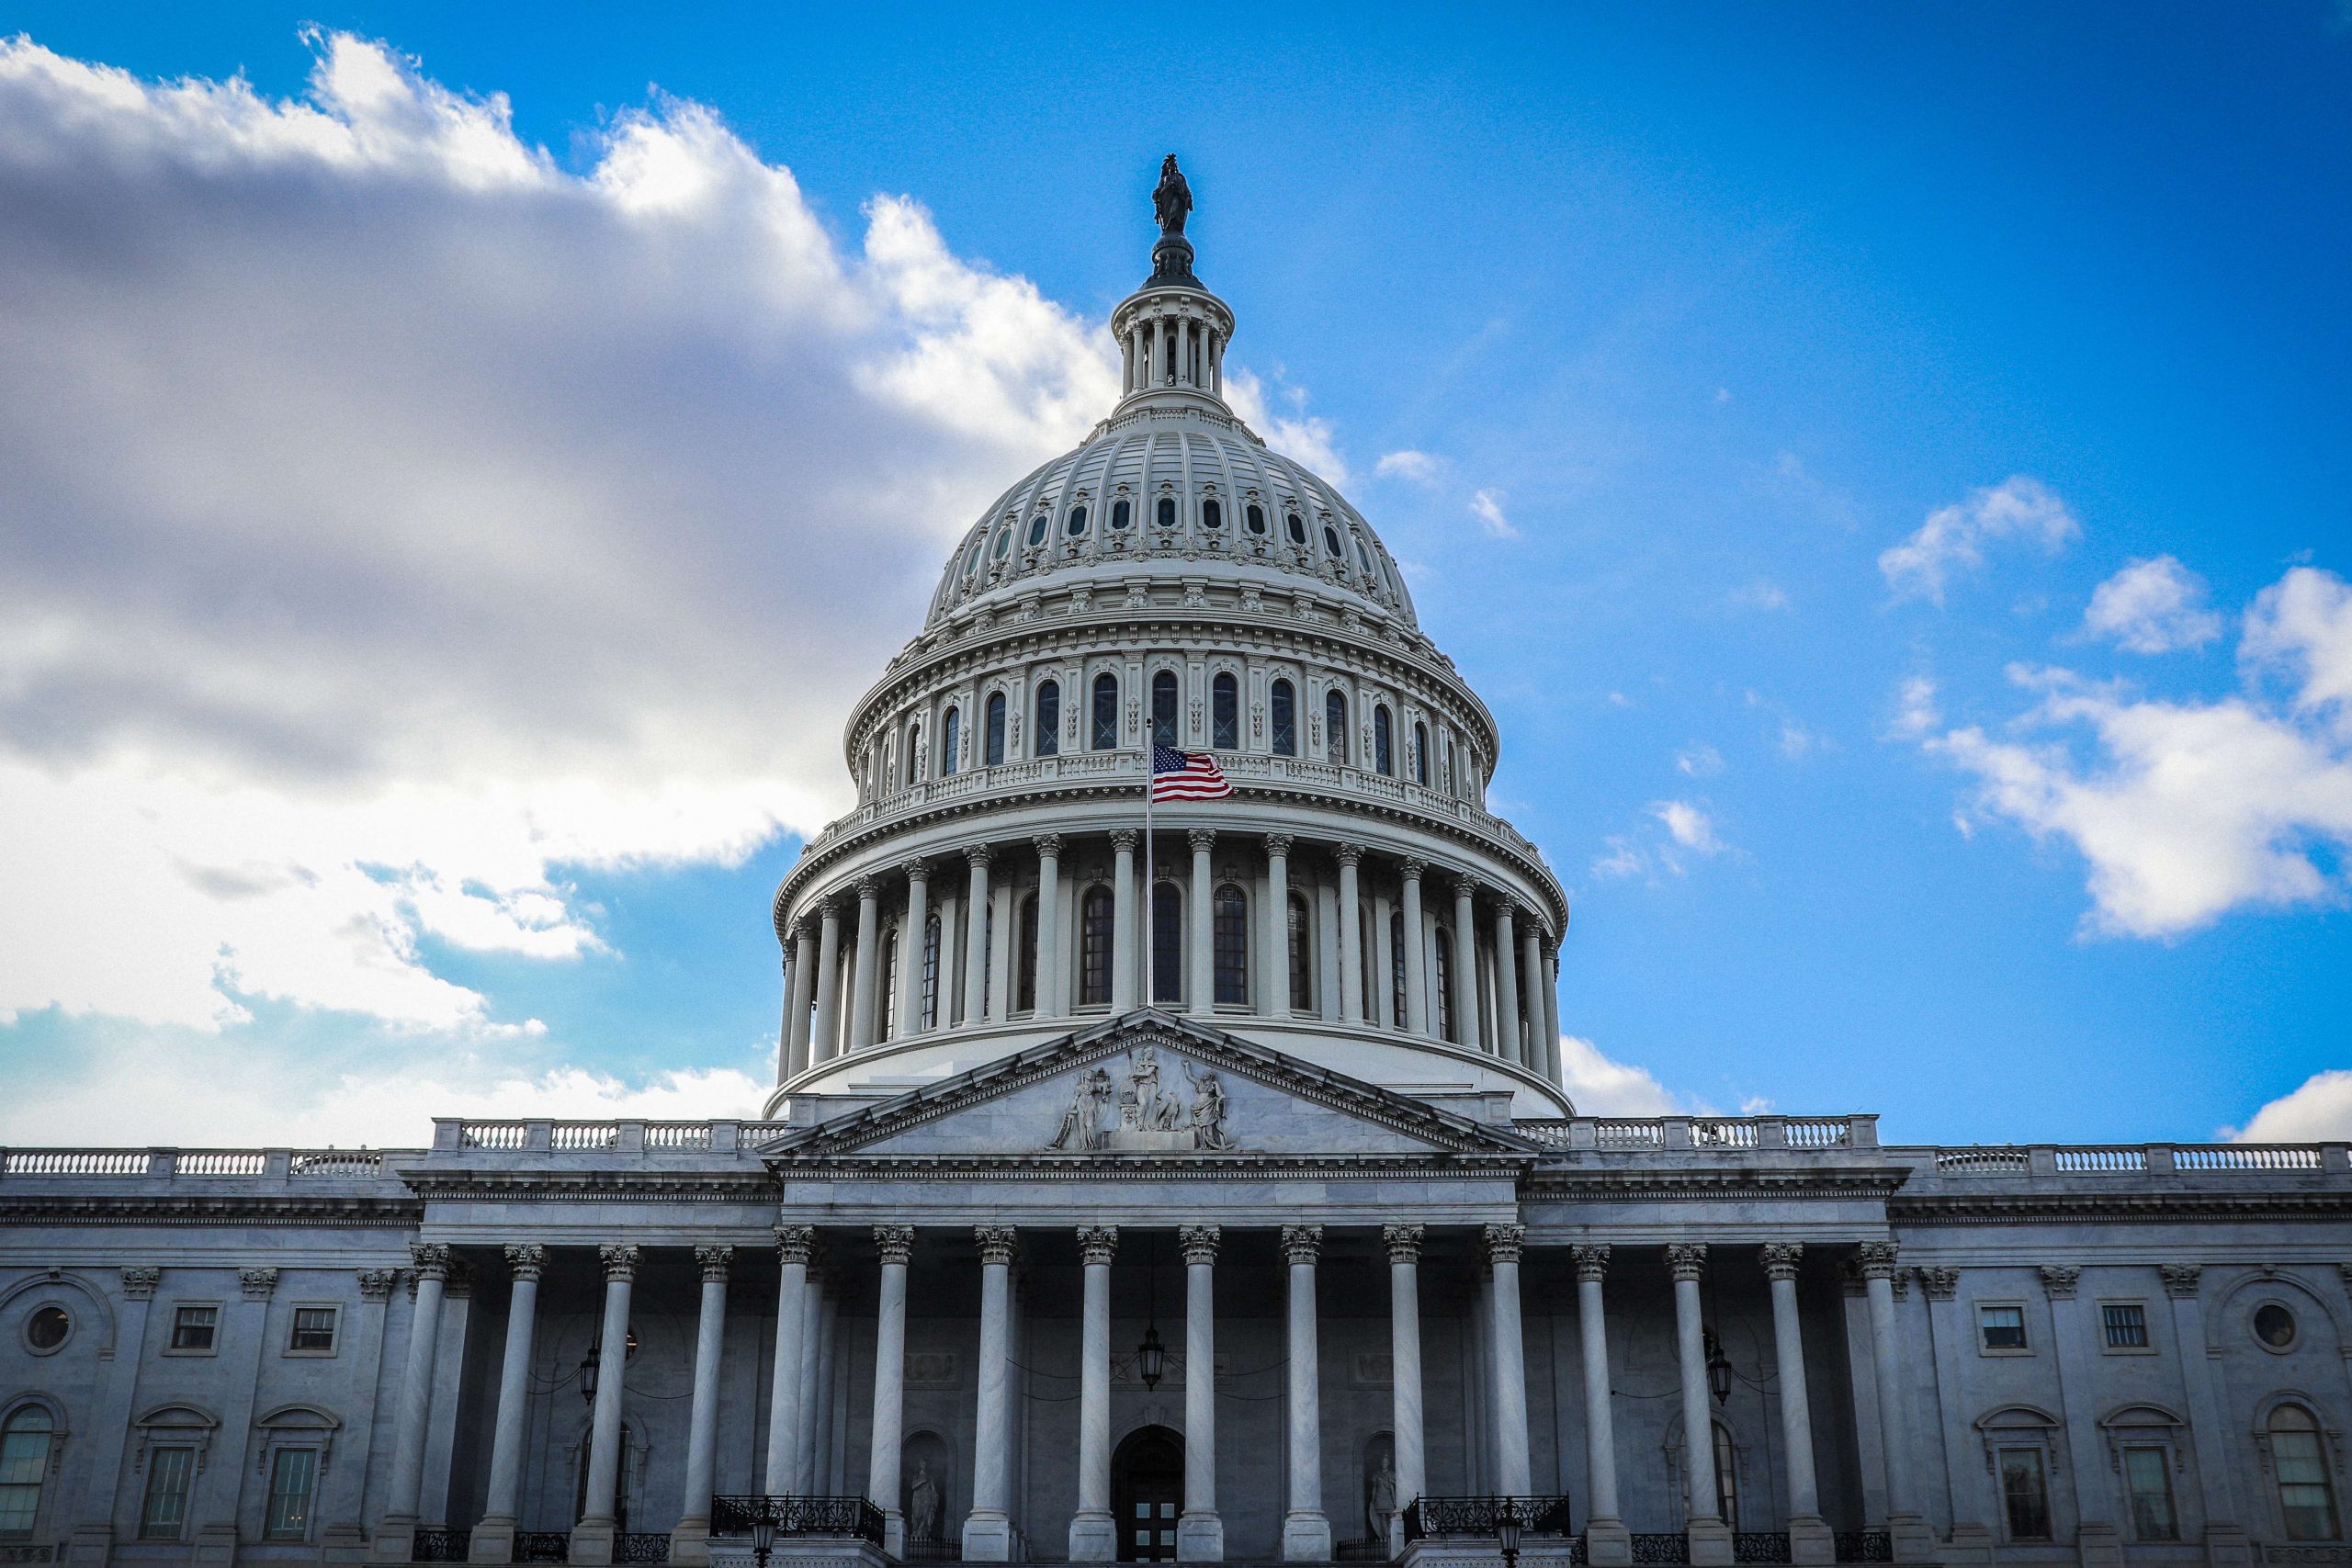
[1734,1533,1792,1563]
[902,1529,959,1563]
[413,1529,471,1562]
[1833,1531,1892,1563]
[1335,1540,1388,1562]
[513,1531,571,1562]
[709,1495,885,1548]
[616,1534,671,1563]
[1402,1496,1576,1544]
[1630,1534,1689,1564]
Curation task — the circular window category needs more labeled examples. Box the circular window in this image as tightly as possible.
[1112,499,1132,530]
[25,1305,69,1353]
[1202,499,1222,529]
[1026,514,1048,547]
[1247,504,1266,535]
[1066,506,1089,536]
[1322,524,1344,557]
[2254,1303,2298,1350]
[1285,512,1306,545]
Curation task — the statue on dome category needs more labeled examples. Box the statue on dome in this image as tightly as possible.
[1154,155,1193,238]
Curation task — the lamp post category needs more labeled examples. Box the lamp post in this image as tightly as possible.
[580,1344,600,1407]
[1703,1328,1732,1407]
[750,1512,777,1568]
[1495,1498,1523,1568]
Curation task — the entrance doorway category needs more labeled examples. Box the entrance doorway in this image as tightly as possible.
[1113,1427,1183,1562]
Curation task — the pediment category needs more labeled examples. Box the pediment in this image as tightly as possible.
[763,1010,1540,1165]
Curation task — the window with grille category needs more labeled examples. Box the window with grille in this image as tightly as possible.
[1212,673,1238,750]
[1413,722,1430,785]
[1080,888,1114,1006]
[1286,895,1313,1011]
[0,1408,53,1537]
[1999,1449,2051,1540]
[1016,896,1039,1013]
[2273,1405,2342,1540]
[169,1305,217,1353]
[1213,886,1249,1005]
[1374,705,1393,775]
[940,707,960,776]
[2101,1303,2149,1349]
[1979,1303,2028,1352]
[1152,671,1179,747]
[2124,1447,2177,1541]
[1390,910,1408,1024]
[265,1448,318,1540]
[921,915,941,1028]
[880,927,899,1037]
[1270,680,1296,756]
[140,1448,195,1540]
[985,693,1007,766]
[1326,689,1349,765]
[288,1307,337,1353]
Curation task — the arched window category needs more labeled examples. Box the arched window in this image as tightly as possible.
[1211,673,1239,750]
[1016,895,1039,1013]
[1080,887,1114,1006]
[984,693,1007,767]
[879,925,899,1039]
[2272,1404,2342,1540]
[1157,496,1177,529]
[1035,681,1060,758]
[1202,499,1222,530]
[921,914,942,1029]
[1270,680,1297,757]
[940,706,961,776]
[1374,705,1394,775]
[1287,894,1314,1012]
[1323,523,1344,557]
[1285,511,1307,546]
[1413,722,1430,786]
[1151,882,1182,1005]
[1066,505,1089,536]
[1026,513,1048,547]
[1246,503,1266,535]
[1112,499,1132,530]
[906,720,922,785]
[1326,689,1350,765]
[0,1406,55,1538]
[1390,909,1408,1025]
[1434,930,1456,1042]
[1213,885,1249,1005]
[1713,1421,1740,1529]
[1356,538,1376,576]
[1091,673,1120,750]
[1152,671,1180,747]
[992,525,1012,560]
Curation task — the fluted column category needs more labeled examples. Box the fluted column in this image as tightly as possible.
[786,922,818,1077]
[1493,901,1522,1065]
[1762,1246,1833,1564]
[1571,1247,1627,1563]
[1111,830,1139,1010]
[1264,835,1293,1019]
[1398,860,1428,1034]
[1520,927,1548,1081]
[1336,845,1365,1021]
[471,1247,545,1562]
[869,1227,914,1557]
[1451,879,1482,1050]
[1860,1242,1932,1559]
[1034,837,1064,1018]
[1070,1226,1118,1562]
[810,900,844,1064]
[1189,829,1216,1010]
[962,846,993,1026]
[378,1240,449,1555]
[1483,1224,1532,1495]
[1668,1244,1731,1565]
[896,862,931,1038]
[573,1245,639,1564]
[1178,1224,1224,1561]
[964,1226,1018,1561]
[1384,1225,1426,1558]
[850,877,884,1049]
[1281,1226,1330,1562]
[764,1226,813,1493]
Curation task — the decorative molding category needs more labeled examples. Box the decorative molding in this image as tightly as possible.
[975,1225,1019,1266]
[900,857,932,884]
[695,1245,736,1281]
[120,1267,160,1301]
[2040,1265,2081,1300]
[1397,856,1425,881]
[1179,1223,1222,1264]
[1666,1242,1707,1282]
[1569,1244,1610,1282]
[1917,1267,1961,1303]
[965,843,994,869]
[1856,1241,1901,1280]
[598,1244,640,1281]
[1335,842,1365,868]
[872,1226,915,1267]
[1264,833,1295,857]
[356,1269,397,1302]
[1109,829,1139,853]
[238,1268,279,1300]
[1076,1224,1117,1266]
[1280,1224,1324,1265]
[1382,1224,1426,1263]
[2160,1264,2203,1299]
[1759,1243,1804,1282]
[505,1244,548,1281]
[775,1224,817,1266]
[1484,1223,1526,1267]
[1032,834,1063,859]
[1188,828,1216,854]
[410,1242,452,1280]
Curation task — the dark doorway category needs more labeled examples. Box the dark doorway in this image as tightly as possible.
[1113,1426,1183,1562]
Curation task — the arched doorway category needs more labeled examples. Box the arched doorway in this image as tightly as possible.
[1113,1426,1183,1562]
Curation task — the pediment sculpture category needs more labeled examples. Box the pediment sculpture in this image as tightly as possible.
[1046,1044,1233,1153]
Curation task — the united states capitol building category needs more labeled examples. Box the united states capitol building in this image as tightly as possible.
[4,164,2347,1568]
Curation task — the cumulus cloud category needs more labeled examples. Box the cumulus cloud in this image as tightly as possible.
[1468,488,1520,539]
[1908,568,2352,938]
[1879,476,2079,604]
[0,33,1126,1036]
[1227,367,1348,484]
[1374,449,1443,485]
[2083,556,2222,653]
[1555,1035,1685,1117]
[2225,1070,2352,1143]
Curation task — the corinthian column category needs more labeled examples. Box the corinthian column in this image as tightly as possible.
[1178,1224,1224,1562]
[1070,1226,1118,1562]
[1336,845,1365,1021]
[896,861,931,1038]
[1485,1224,1532,1495]
[1034,836,1065,1018]
[962,846,993,1026]
[963,1226,1018,1562]
[810,899,844,1063]
[1397,859,1428,1034]
[869,1227,914,1558]
[1189,829,1216,1010]
[764,1226,814,1493]
[1111,831,1139,1010]
[1859,1242,1935,1561]
[471,1245,545,1563]
[1492,900,1522,1065]
[1520,926,1548,1081]
[1450,878,1481,1051]
[786,921,818,1076]
[1280,1226,1330,1562]
[374,1241,450,1562]
[850,876,883,1049]
[1762,1246,1833,1565]
[1668,1244,1732,1566]
[1384,1224,1427,1558]
[1264,836,1294,1019]
[1571,1247,1628,1565]
[572,1245,639,1566]
[672,1247,733,1564]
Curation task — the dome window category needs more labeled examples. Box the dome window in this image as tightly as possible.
[1326,689,1350,765]
[1091,672,1120,750]
[1027,514,1048,547]
[1322,524,1344,558]
[1112,499,1132,530]
[1413,721,1430,786]
[1285,512,1307,545]
[1246,503,1267,535]
[1202,499,1222,529]
[1156,496,1177,529]
[1356,539,1375,575]
[1374,705,1394,775]
[1035,681,1060,758]
[1211,672,1239,749]
[1066,506,1089,536]
[940,706,961,776]
[1270,679,1296,757]
[1151,671,1180,747]
[963,542,982,578]
[985,693,1007,767]
[992,525,1012,560]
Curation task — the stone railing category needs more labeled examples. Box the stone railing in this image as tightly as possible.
[1515,1115,1875,1152]
[1909,1142,2348,1178]
[0,1147,417,1179]
[435,1119,788,1156]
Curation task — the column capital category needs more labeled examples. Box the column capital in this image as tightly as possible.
[1452,874,1484,900]
[599,1244,641,1281]
[1033,833,1065,859]
[119,1266,161,1301]
[356,1268,397,1302]
[964,842,995,869]
[2039,1264,2081,1300]
[1396,855,1425,882]
[1540,934,1559,961]
[900,856,932,884]
[1498,896,1526,921]
[856,874,883,900]
[1665,1242,1707,1282]
[1334,841,1365,869]
[817,895,842,921]
[410,1242,453,1280]
[1179,1224,1222,1264]
[1280,1224,1324,1265]
[1382,1223,1426,1263]
[1855,1239,1900,1280]
[1483,1223,1527,1266]
[504,1243,548,1281]
[1264,832,1295,857]
[775,1224,817,1266]
[694,1245,736,1281]
[1187,827,1216,854]
[2160,1263,2203,1299]
[1077,1224,1118,1265]
[1759,1242,1804,1282]
[1569,1243,1610,1281]
[240,1267,280,1300]
[1110,829,1140,853]
[873,1225,915,1267]
[975,1224,1019,1265]
[1917,1267,1960,1302]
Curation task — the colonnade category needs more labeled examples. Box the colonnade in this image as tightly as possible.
[1121,310,1224,396]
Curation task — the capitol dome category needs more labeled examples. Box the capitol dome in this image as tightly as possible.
[769,165,1570,1118]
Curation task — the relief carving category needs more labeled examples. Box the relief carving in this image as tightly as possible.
[1043,1043,1234,1153]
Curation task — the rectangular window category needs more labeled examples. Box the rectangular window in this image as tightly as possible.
[264,1448,318,1540]
[1999,1448,2052,1541]
[0,1423,51,1536]
[168,1304,218,1353]
[288,1306,338,1353]
[2101,1302,2150,1350]
[1978,1303,2028,1352]
[2277,1428,2342,1540]
[2124,1447,2177,1541]
[140,1448,195,1540]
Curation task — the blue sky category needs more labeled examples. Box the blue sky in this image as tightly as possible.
[0,2,2346,1146]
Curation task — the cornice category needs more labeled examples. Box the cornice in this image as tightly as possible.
[397,1170,778,1203]
[0,1196,424,1228]
[1524,1166,1910,1201]
[781,1151,1531,1181]
[1892,1190,2352,1225]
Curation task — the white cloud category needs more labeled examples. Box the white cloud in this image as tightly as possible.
[1468,488,1520,539]
[1727,578,1792,613]
[2224,1070,2352,1143]
[1227,367,1348,484]
[1879,476,2079,604]
[1374,449,1442,485]
[1590,799,1728,880]
[2083,556,2222,653]
[1555,1035,1684,1117]
[1893,676,1941,739]
[1676,743,1724,777]
[2243,565,2352,736]
[0,34,1125,1033]
[1778,723,1817,759]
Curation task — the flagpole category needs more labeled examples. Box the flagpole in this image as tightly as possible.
[1142,716,1156,1010]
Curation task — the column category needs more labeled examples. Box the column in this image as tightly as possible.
[1178,1224,1224,1561]
[69,1268,158,1562]
[573,1245,639,1565]
[1451,878,1482,1051]
[1189,829,1216,1010]
[1111,830,1139,1010]
[786,922,818,1077]
[2043,1266,2124,1567]
[665,1248,733,1563]
[1035,837,1065,1018]
[1384,1225,1426,1559]
[1264,835,1294,1019]
[1398,860,1429,1034]
[2162,1266,2250,1562]
[1542,942,1564,1085]
[1521,928,1549,1082]
[963,1226,1018,1562]
[795,1259,827,1490]
[1858,1242,1934,1561]
[869,1228,915,1557]
[1668,1244,1732,1565]
[896,861,931,1038]
[1762,1246,1833,1565]
[374,1241,449,1561]
[1571,1247,1628,1565]
[850,876,883,1049]
[963,846,993,1025]
[1484,1225,1532,1495]
[471,1247,546,1563]
[1336,845,1365,1021]
[810,900,844,1064]
[1070,1226,1118,1562]
[1493,902,1523,1065]
[764,1226,814,1493]
[1281,1225,1331,1562]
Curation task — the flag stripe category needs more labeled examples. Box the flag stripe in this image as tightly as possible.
[1150,744,1234,801]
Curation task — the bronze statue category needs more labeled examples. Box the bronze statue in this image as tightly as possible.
[1154,154,1193,238]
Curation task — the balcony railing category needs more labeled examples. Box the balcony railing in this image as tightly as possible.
[412,1529,470,1562]
[512,1531,571,1562]
[1833,1531,1892,1562]
[1918,1143,2344,1178]
[709,1495,885,1549]
[1401,1495,1576,1544]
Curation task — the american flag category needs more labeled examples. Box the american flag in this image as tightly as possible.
[1151,744,1233,801]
